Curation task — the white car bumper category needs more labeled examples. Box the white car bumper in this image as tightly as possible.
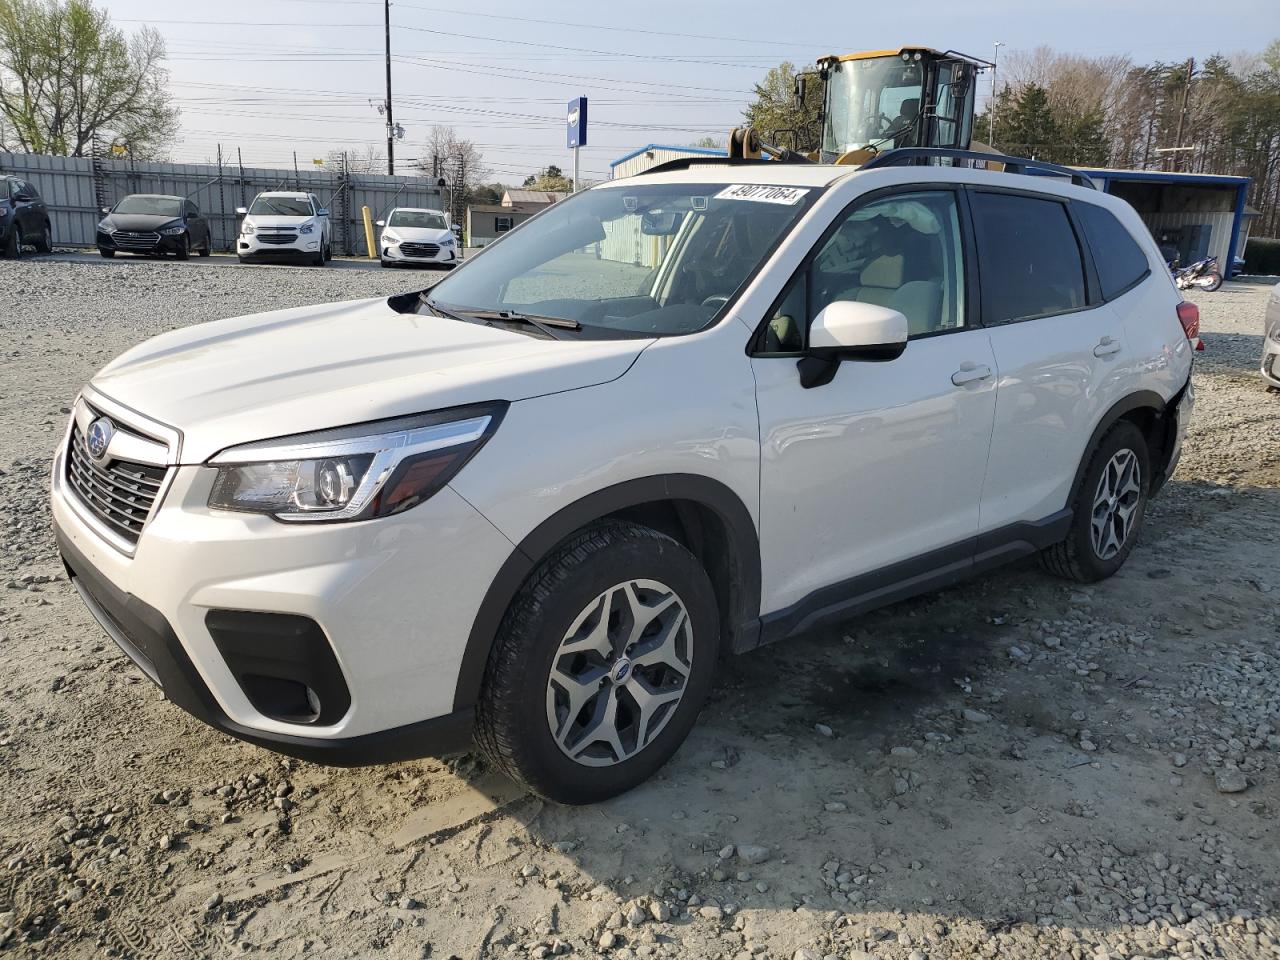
[50,403,513,763]
[381,239,457,266]
[238,232,322,259]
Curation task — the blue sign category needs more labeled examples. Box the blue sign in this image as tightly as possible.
[567,97,588,148]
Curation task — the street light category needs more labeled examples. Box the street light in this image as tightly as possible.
[989,41,1004,147]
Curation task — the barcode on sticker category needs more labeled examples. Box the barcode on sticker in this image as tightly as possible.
[715,184,810,205]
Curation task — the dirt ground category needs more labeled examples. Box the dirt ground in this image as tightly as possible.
[1,259,1278,960]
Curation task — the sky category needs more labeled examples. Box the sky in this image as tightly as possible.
[97,0,1276,184]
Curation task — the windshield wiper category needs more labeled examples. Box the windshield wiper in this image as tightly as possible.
[453,308,580,339]
[419,294,469,323]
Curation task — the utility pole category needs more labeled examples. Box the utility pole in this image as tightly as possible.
[988,41,1003,147]
[1168,57,1195,173]
[384,0,395,175]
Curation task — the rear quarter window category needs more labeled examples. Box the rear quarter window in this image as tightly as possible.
[1075,202,1151,300]
[971,191,1087,324]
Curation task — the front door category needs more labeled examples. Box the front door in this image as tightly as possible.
[751,188,997,620]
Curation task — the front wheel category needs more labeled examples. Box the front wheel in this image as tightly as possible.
[176,234,191,260]
[35,220,52,253]
[3,224,22,259]
[98,247,115,259]
[475,521,720,804]
[1041,420,1150,582]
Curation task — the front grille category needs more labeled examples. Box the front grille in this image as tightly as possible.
[400,242,440,258]
[257,232,297,245]
[112,231,161,249]
[65,425,167,545]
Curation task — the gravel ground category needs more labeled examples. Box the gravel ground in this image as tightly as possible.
[0,257,1278,960]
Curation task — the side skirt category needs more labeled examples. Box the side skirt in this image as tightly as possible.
[753,510,1072,646]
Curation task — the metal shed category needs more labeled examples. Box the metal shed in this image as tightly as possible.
[1074,168,1252,276]
[609,144,726,180]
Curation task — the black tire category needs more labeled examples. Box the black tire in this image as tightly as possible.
[98,247,115,259]
[475,521,720,804]
[380,258,393,268]
[237,255,251,265]
[198,238,211,257]
[1201,272,1223,292]
[176,234,191,260]
[35,220,52,254]
[4,223,22,259]
[1041,420,1150,583]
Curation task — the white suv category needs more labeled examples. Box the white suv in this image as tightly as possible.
[52,156,1196,803]
[237,191,331,265]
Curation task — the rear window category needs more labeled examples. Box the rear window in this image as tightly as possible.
[971,192,1087,323]
[1075,202,1150,300]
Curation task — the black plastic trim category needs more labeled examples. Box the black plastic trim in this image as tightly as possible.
[859,148,1099,189]
[57,529,472,765]
[452,474,761,710]
[754,510,1071,643]
[1066,390,1168,503]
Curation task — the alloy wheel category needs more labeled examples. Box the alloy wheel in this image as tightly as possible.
[545,579,693,767]
[1090,448,1142,560]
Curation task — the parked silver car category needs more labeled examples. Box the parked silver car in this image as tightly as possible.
[1264,283,1280,392]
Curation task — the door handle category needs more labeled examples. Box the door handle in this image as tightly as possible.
[951,362,992,386]
[1093,336,1122,357]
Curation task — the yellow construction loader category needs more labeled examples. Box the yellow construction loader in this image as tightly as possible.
[730,47,993,165]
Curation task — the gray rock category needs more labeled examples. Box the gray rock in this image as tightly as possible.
[962,708,991,724]
[1215,767,1248,793]
[814,723,833,737]
[736,844,771,865]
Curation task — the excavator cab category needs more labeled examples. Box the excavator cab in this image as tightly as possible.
[806,48,986,163]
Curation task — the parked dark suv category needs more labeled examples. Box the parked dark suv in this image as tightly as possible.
[1,175,52,258]
[97,194,211,259]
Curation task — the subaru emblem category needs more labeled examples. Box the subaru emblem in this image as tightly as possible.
[86,417,115,463]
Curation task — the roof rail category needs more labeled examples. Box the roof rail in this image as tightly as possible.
[859,148,1098,189]
[635,156,776,177]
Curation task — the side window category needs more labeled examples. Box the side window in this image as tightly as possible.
[971,192,1087,323]
[187,200,199,218]
[760,190,966,353]
[22,180,39,200]
[1075,202,1150,300]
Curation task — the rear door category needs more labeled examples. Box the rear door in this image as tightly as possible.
[971,188,1131,535]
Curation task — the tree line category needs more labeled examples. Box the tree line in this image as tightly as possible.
[978,43,1280,236]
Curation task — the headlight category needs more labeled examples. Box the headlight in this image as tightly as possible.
[299,220,315,235]
[159,224,186,236]
[207,404,505,522]
[439,236,455,247]
[97,219,115,233]
[381,231,400,244]
[241,220,256,236]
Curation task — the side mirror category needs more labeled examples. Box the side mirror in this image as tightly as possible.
[799,301,908,388]
[235,206,248,215]
[317,208,329,217]
[794,74,807,105]
[101,206,111,215]
[375,219,386,227]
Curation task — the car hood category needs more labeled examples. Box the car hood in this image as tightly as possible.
[245,215,313,229]
[106,213,181,231]
[385,226,452,242]
[90,296,650,462]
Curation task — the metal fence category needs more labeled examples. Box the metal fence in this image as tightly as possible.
[0,150,445,257]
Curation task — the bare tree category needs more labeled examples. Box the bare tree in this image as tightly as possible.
[0,0,178,157]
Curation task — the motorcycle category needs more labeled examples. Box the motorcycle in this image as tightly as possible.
[1170,256,1224,292]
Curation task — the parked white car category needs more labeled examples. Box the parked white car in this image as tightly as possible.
[236,191,331,266]
[378,207,458,269]
[52,156,1196,803]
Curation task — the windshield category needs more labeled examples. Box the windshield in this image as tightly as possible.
[389,210,448,229]
[424,182,816,337]
[822,56,924,158]
[114,195,182,218]
[249,195,313,217]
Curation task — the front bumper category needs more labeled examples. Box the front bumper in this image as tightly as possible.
[238,233,321,260]
[51,400,515,763]
[1262,331,1280,388]
[97,230,187,255]
[381,241,457,266]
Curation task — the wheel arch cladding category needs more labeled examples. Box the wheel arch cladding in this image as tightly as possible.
[1068,389,1175,504]
[452,474,761,711]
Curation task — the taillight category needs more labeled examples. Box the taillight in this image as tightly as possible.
[1176,301,1204,351]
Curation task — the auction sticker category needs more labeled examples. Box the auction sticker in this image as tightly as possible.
[715,184,810,205]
